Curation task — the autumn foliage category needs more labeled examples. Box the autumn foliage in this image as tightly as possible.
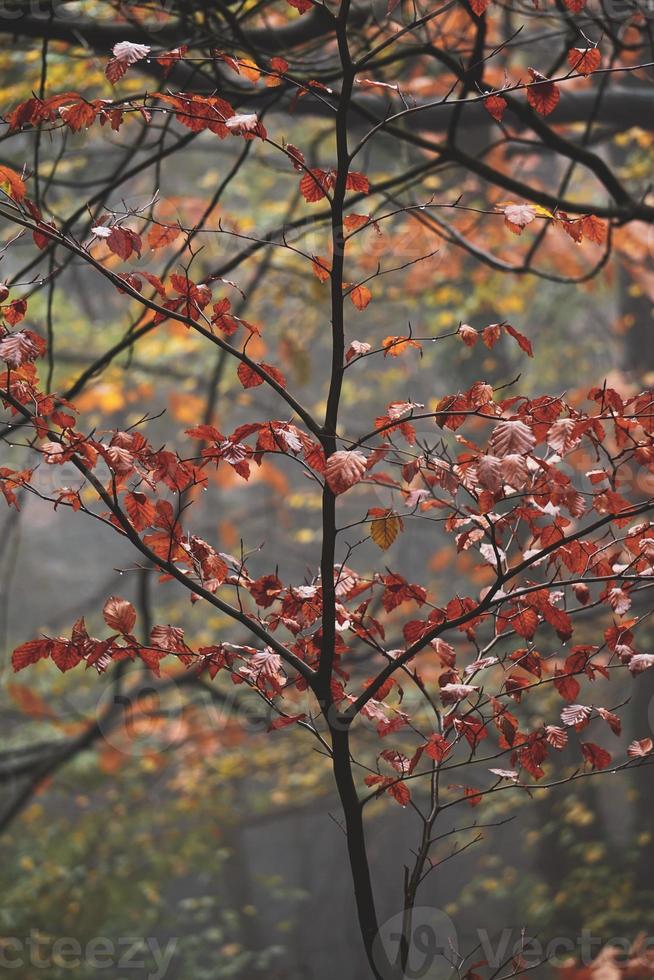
[1,2,654,977]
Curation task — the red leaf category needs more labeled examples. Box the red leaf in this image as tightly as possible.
[300,168,332,202]
[596,707,621,736]
[236,361,263,388]
[459,324,478,347]
[567,48,601,76]
[512,607,540,640]
[484,94,507,122]
[345,171,369,194]
[553,670,580,702]
[424,733,453,764]
[268,713,307,731]
[124,491,156,531]
[581,741,612,770]
[490,419,535,457]
[464,786,483,807]
[482,323,501,348]
[518,735,548,779]
[107,226,141,261]
[388,781,411,806]
[103,596,137,635]
[504,324,533,357]
[59,100,98,132]
[260,362,287,388]
[12,638,51,672]
[237,361,287,389]
[51,641,83,673]
[325,450,367,495]
[526,69,560,116]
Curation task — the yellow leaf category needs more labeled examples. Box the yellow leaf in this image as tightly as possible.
[239,59,261,83]
[370,513,400,550]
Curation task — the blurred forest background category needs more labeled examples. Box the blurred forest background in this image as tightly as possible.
[1,3,654,978]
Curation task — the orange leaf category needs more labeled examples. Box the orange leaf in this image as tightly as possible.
[350,284,372,310]
[147,224,181,250]
[381,335,421,357]
[311,256,331,282]
[239,58,261,83]
[344,213,370,232]
[580,214,607,245]
[8,683,53,719]
[0,165,26,202]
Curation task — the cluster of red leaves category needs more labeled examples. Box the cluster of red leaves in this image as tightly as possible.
[501,203,607,245]
[5,89,266,142]
[4,312,654,798]
[484,49,600,124]
[187,420,324,481]
[459,321,533,356]
[288,143,369,204]
[2,105,654,814]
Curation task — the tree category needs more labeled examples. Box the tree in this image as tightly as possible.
[1,2,654,977]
